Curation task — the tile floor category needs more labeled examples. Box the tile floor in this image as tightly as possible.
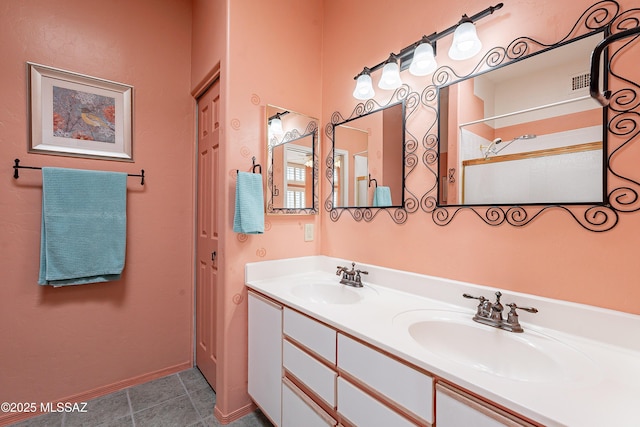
[9,368,272,427]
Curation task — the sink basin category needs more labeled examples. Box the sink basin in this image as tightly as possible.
[291,283,365,304]
[394,310,596,383]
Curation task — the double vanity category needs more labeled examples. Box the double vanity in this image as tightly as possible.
[246,256,640,426]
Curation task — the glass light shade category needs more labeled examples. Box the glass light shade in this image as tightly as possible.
[353,73,375,100]
[378,61,402,90]
[269,117,283,134]
[409,42,438,76]
[448,21,482,60]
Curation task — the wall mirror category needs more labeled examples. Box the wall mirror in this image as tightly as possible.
[325,87,420,223]
[333,101,404,208]
[266,105,319,215]
[438,31,606,206]
[417,0,640,231]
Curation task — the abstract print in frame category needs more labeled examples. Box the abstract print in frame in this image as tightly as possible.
[28,62,133,161]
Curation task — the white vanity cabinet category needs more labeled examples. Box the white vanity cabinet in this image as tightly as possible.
[247,291,537,427]
[435,383,537,427]
[247,291,283,427]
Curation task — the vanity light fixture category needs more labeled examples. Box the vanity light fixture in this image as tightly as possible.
[449,15,483,60]
[268,111,289,135]
[378,54,403,90]
[409,37,438,76]
[353,68,376,100]
[352,3,503,100]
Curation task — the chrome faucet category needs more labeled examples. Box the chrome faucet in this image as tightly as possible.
[336,262,368,288]
[463,291,538,333]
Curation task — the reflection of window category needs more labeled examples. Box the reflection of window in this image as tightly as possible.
[286,163,306,208]
[333,162,342,206]
[286,189,305,208]
[286,165,306,183]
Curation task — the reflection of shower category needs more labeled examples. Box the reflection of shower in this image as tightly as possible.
[481,134,537,159]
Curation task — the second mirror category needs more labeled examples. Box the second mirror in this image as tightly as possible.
[266,105,319,215]
[332,101,405,208]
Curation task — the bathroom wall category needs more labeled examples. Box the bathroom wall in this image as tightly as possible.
[190,0,324,421]
[3,0,638,424]
[320,0,640,315]
[0,1,194,424]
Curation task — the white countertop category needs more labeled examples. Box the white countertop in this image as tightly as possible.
[245,256,640,427]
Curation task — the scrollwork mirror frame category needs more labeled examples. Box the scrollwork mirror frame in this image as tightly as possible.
[267,120,319,215]
[325,85,420,224]
[420,0,640,231]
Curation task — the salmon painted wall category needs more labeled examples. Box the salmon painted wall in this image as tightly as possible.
[320,0,640,315]
[191,0,324,421]
[0,0,194,423]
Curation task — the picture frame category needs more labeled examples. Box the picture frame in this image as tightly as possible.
[27,62,133,161]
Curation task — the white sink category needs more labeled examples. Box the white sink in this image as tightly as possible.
[290,282,366,304]
[394,310,597,383]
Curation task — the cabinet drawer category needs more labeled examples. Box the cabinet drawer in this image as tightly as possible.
[436,383,537,427]
[337,377,417,427]
[284,339,337,408]
[337,333,433,424]
[284,308,336,364]
[283,377,337,427]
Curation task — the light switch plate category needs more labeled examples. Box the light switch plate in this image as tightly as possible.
[304,224,314,241]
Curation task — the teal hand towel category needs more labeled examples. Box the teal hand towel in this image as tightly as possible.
[233,172,264,234]
[38,167,127,286]
[372,186,392,207]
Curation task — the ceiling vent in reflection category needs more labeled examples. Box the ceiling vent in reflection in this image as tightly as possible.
[570,72,591,92]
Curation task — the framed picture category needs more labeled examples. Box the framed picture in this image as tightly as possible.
[27,62,133,161]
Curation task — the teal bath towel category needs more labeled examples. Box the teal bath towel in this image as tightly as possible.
[233,172,264,234]
[38,167,127,286]
[372,186,392,207]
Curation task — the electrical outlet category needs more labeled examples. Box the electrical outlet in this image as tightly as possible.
[304,223,314,242]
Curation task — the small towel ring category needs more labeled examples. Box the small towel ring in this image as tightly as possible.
[236,156,262,175]
[368,174,377,188]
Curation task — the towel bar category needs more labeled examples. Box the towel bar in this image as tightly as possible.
[236,156,262,175]
[12,158,145,185]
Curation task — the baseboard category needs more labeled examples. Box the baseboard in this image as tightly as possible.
[214,401,257,425]
[0,361,192,427]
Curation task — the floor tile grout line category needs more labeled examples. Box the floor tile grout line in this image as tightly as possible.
[178,372,207,424]
[129,390,195,417]
[126,388,136,427]
[128,374,189,414]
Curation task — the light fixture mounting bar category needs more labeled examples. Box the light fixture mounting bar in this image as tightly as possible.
[355,3,503,77]
[268,111,290,121]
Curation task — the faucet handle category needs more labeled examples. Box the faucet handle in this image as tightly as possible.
[463,293,486,302]
[505,303,538,333]
[506,303,538,314]
[463,293,489,317]
[354,269,368,286]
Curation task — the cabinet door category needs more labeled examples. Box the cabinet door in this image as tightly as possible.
[283,378,337,427]
[337,378,418,427]
[248,292,283,426]
[436,384,537,427]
